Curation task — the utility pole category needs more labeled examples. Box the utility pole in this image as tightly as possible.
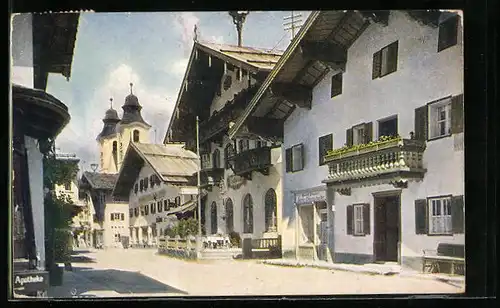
[196,116,202,239]
[283,11,303,41]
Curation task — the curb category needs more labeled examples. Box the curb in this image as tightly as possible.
[261,260,464,286]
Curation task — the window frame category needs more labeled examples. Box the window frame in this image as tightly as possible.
[318,134,333,166]
[330,72,343,98]
[353,204,365,236]
[427,97,452,141]
[291,143,304,172]
[377,115,399,139]
[373,41,398,79]
[427,195,453,236]
[352,124,366,146]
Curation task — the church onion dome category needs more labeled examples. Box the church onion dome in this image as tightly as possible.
[120,82,150,126]
[97,98,121,140]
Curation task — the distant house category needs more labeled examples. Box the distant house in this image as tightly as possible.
[11,12,79,297]
[79,172,128,248]
[112,142,199,247]
[230,10,464,270]
[164,41,284,244]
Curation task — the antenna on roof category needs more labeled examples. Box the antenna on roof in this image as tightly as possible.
[283,11,303,41]
[229,11,249,47]
[110,97,113,109]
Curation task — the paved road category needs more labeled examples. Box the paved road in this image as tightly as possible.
[48,248,463,298]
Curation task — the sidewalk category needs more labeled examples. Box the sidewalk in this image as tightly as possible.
[261,259,465,287]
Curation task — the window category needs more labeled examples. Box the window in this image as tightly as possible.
[134,183,138,194]
[143,177,148,190]
[238,139,250,152]
[224,143,235,169]
[353,125,365,145]
[265,189,277,232]
[175,196,181,207]
[134,208,139,217]
[346,122,372,146]
[428,98,452,139]
[129,209,133,218]
[150,203,156,214]
[372,41,398,79]
[210,202,217,234]
[120,213,124,221]
[115,233,121,242]
[243,194,254,233]
[223,75,232,91]
[164,200,169,211]
[331,73,343,98]
[140,206,145,216]
[110,213,114,221]
[353,205,364,235]
[158,201,162,213]
[144,204,149,215]
[225,198,234,233]
[140,179,144,192]
[64,182,71,191]
[378,116,398,138]
[212,149,221,169]
[428,197,452,235]
[150,175,155,188]
[318,134,333,166]
[285,144,304,173]
[438,14,459,52]
[133,130,140,142]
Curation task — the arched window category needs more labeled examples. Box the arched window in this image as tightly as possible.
[210,202,218,235]
[112,141,118,168]
[224,144,235,169]
[265,189,278,232]
[212,149,221,169]
[243,194,254,233]
[225,198,234,233]
[133,130,140,143]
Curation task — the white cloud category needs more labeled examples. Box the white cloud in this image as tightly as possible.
[172,12,199,55]
[170,58,189,77]
[56,63,176,171]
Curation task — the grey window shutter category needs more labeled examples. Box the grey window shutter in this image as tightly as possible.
[387,41,399,74]
[364,122,373,143]
[299,144,305,171]
[415,199,428,234]
[346,205,354,235]
[451,195,464,234]
[451,94,464,134]
[363,203,371,235]
[318,134,333,166]
[414,105,428,141]
[346,128,353,146]
[372,50,382,79]
[285,148,292,172]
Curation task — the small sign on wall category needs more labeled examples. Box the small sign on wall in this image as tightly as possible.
[13,270,49,295]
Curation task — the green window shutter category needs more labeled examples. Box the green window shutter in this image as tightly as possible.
[451,94,464,134]
[372,50,382,79]
[414,105,428,141]
[387,41,399,74]
[414,199,428,234]
[346,205,354,235]
[451,195,464,234]
[363,203,371,235]
[285,148,292,173]
[346,128,353,146]
[364,122,373,143]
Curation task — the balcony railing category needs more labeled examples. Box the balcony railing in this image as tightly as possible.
[323,137,427,186]
[232,146,272,176]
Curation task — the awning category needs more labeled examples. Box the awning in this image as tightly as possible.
[167,200,197,215]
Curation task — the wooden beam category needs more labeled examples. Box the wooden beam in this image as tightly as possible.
[300,40,347,72]
[270,82,312,109]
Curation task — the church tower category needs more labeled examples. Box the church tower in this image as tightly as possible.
[116,83,151,169]
[97,98,121,173]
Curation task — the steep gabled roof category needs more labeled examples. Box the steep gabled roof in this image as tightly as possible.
[113,142,198,199]
[82,171,118,190]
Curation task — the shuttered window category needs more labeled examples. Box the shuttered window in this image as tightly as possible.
[414,106,428,141]
[285,144,304,173]
[428,97,452,139]
[331,73,343,98]
[347,204,370,236]
[451,94,464,134]
[414,195,464,235]
[348,122,372,146]
[285,148,292,172]
[318,134,333,166]
[158,201,163,213]
[372,41,398,79]
[438,15,459,52]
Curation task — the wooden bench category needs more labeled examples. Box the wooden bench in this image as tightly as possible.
[249,236,282,258]
[422,243,465,275]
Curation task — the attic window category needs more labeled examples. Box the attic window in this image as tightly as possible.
[223,75,232,91]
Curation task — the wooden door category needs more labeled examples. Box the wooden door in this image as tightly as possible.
[374,197,387,261]
[384,196,400,262]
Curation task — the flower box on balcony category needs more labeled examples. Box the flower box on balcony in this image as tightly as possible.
[324,136,402,163]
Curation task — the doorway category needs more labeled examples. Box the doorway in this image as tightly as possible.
[373,194,400,262]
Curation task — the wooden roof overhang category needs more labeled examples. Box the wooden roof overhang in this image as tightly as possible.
[12,84,71,148]
[164,42,272,145]
[228,10,390,140]
[32,13,80,90]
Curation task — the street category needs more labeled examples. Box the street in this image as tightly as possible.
[47,248,463,297]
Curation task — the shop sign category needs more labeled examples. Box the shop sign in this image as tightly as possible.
[13,270,49,294]
[295,190,326,205]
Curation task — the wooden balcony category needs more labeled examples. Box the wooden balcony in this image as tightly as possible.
[231,146,272,179]
[322,138,427,189]
[200,154,224,187]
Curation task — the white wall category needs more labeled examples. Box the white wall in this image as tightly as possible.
[25,136,45,269]
[11,13,34,88]
[283,11,464,258]
[103,202,129,247]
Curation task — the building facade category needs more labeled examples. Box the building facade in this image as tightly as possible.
[112,142,199,247]
[165,41,284,242]
[229,10,464,270]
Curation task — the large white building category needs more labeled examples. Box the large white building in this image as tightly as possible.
[164,40,284,246]
[229,10,464,270]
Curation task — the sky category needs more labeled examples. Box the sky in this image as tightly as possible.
[46,11,311,173]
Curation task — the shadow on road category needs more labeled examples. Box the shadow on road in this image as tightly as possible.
[64,266,188,297]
